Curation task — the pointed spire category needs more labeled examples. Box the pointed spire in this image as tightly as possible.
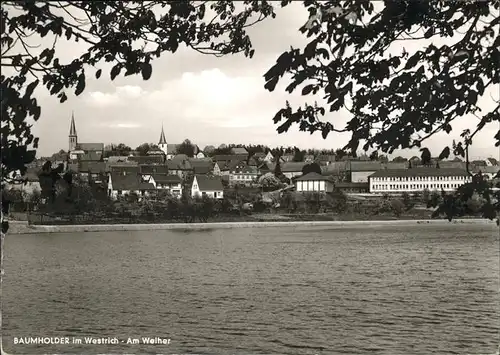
[69,111,77,136]
[158,124,167,145]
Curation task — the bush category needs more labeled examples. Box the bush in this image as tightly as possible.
[427,190,442,208]
[401,192,415,210]
[325,189,348,213]
[390,199,405,217]
[422,188,431,205]
[466,193,485,215]
[253,200,269,213]
[259,173,282,191]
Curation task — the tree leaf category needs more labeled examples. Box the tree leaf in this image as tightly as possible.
[404,52,421,69]
[302,84,314,95]
[25,80,39,98]
[95,69,102,79]
[264,76,279,92]
[75,73,86,96]
[110,65,121,80]
[438,146,450,160]
[141,62,152,80]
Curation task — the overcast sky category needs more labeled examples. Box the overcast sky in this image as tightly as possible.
[23,3,498,160]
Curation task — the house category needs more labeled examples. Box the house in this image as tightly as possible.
[230,164,260,186]
[471,165,500,180]
[281,154,295,162]
[166,144,180,160]
[147,148,166,156]
[78,161,107,183]
[369,168,471,194]
[258,161,276,175]
[188,158,214,175]
[107,172,156,199]
[321,161,349,181]
[128,155,165,165]
[191,175,224,199]
[78,151,103,162]
[213,162,222,175]
[383,162,408,170]
[67,162,79,173]
[172,154,190,161]
[281,162,307,179]
[304,154,315,163]
[264,151,274,162]
[213,154,245,163]
[166,159,192,178]
[108,164,139,175]
[295,172,334,193]
[149,174,183,197]
[214,156,245,176]
[231,147,248,155]
[139,164,169,181]
[106,156,130,164]
[317,154,336,166]
[349,161,383,183]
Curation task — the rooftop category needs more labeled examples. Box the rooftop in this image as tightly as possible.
[370,167,470,178]
[194,175,224,191]
[295,172,334,181]
[152,174,182,184]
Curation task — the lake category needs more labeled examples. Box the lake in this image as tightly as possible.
[2,224,499,354]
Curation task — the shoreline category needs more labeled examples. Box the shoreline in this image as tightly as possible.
[8,218,498,234]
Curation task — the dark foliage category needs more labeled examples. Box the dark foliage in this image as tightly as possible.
[2,1,276,184]
[302,162,322,175]
[135,143,159,156]
[262,0,499,222]
[177,139,195,157]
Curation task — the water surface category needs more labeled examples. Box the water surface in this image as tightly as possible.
[3,224,499,354]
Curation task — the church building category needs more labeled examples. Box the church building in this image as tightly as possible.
[68,112,105,161]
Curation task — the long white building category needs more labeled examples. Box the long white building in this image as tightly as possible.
[369,168,471,193]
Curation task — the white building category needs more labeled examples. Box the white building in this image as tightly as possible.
[191,175,224,199]
[107,172,155,199]
[369,168,471,194]
[148,174,183,198]
[264,151,274,162]
[295,172,335,193]
[281,162,307,179]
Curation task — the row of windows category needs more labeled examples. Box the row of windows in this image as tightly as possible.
[156,183,181,188]
[372,183,464,191]
[231,174,256,180]
[371,176,468,182]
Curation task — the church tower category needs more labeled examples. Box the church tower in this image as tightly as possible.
[158,124,168,156]
[69,111,78,152]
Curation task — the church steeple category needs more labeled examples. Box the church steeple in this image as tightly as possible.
[158,124,168,156]
[158,124,167,145]
[69,111,78,151]
[69,111,77,136]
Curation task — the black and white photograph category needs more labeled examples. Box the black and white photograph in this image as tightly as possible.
[1,1,499,354]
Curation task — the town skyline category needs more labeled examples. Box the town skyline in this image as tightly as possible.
[36,110,498,162]
[28,3,499,160]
